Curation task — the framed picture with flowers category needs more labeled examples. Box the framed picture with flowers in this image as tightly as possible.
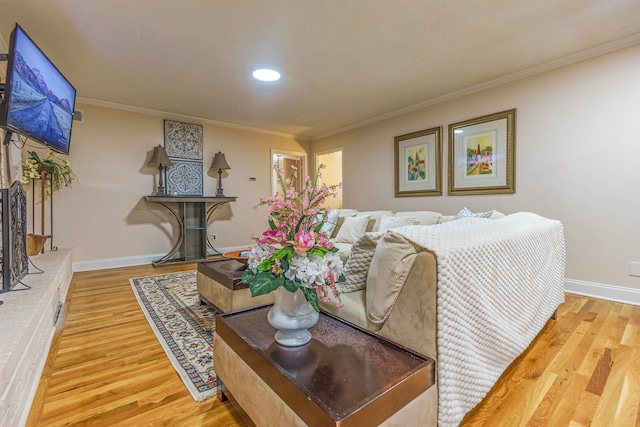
[394,126,442,197]
[447,109,516,195]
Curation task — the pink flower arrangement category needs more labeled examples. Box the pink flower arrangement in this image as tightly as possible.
[242,159,344,311]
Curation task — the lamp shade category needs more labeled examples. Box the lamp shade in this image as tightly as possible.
[149,145,173,167]
[210,151,231,170]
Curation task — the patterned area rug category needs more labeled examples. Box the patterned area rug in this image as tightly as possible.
[129,270,218,402]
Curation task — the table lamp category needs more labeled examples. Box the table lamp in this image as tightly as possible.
[210,151,231,197]
[149,145,173,196]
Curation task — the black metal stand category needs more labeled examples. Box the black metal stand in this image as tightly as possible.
[145,195,237,266]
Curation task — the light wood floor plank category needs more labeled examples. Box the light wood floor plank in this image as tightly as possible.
[546,373,591,427]
[591,345,636,426]
[27,263,246,427]
[27,267,640,426]
[461,293,640,427]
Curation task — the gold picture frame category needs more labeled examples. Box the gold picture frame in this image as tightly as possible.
[448,109,516,195]
[394,126,442,197]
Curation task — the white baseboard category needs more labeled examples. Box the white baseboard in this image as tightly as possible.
[565,278,640,307]
[72,245,249,272]
[72,253,165,272]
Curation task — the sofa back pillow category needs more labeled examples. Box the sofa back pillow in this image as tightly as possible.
[334,215,370,244]
[330,209,358,238]
[452,207,492,220]
[366,231,420,327]
[393,211,441,225]
[379,215,415,232]
[356,210,393,232]
[439,209,505,224]
[337,231,385,293]
[490,210,506,219]
[319,209,341,236]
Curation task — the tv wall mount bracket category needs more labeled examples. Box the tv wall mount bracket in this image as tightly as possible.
[0,53,5,95]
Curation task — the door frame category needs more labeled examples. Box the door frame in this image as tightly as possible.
[270,149,308,197]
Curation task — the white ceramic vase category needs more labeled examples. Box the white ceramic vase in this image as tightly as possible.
[267,287,319,346]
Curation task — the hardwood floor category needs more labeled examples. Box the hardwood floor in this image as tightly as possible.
[461,293,640,427]
[27,264,640,426]
[26,263,248,427]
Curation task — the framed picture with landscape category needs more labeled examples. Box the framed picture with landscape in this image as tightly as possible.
[394,126,442,197]
[447,109,516,195]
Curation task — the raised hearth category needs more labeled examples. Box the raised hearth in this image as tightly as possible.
[0,249,73,427]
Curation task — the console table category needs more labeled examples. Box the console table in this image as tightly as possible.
[144,195,237,267]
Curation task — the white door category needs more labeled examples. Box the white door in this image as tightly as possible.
[270,150,306,197]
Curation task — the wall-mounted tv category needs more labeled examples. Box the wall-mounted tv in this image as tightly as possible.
[0,24,76,155]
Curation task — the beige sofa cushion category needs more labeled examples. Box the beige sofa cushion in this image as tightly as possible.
[332,242,353,263]
[393,210,441,225]
[318,289,368,330]
[338,208,359,217]
[334,215,370,243]
[366,231,420,327]
[438,215,455,224]
[338,231,385,293]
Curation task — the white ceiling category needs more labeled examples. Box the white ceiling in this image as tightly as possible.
[1,0,640,140]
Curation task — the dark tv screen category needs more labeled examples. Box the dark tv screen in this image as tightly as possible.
[1,24,76,154]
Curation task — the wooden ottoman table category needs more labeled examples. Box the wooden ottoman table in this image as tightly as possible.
[197,260,272,313]
[214,306,437,427]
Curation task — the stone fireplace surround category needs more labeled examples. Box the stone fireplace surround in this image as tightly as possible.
[0,249,73,427]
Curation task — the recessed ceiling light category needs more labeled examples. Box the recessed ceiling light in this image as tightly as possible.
[253,68,281,82]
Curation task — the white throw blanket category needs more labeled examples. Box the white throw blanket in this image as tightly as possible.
[395,212,565,427]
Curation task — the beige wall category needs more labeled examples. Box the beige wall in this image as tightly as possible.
[312,44,640,290]
[21,44,640,290]
[316,149,343,210]
[30,104,308,264]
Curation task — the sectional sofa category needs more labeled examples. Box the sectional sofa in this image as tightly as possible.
[318,208,566,426]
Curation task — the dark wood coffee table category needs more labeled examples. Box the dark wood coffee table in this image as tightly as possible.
[197,260,272,312]
[214,306,436,427]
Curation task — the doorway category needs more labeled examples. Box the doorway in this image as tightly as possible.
[270,149,307,197]
[315,148,343,210]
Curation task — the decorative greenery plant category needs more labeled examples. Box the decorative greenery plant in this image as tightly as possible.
[21,150,76,197]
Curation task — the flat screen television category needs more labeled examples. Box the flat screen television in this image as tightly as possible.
[0,24,76,154]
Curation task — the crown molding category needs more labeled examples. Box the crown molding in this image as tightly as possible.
[312,33,640,141]
[76,97,307,141]
[38,32,640,143]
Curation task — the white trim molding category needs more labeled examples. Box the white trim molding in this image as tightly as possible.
[73,253,166,272]
[72,246,249,272]
[77,98,305,141]
[313,34,640,141]
[565,278,640,307]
